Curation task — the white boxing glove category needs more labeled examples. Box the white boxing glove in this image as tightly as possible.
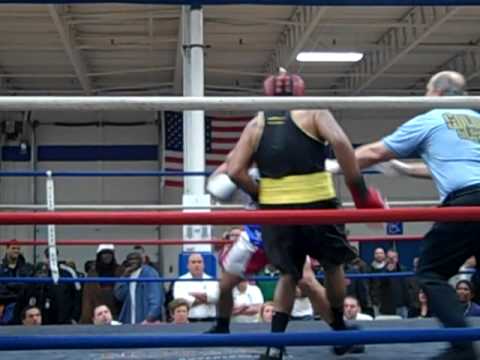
[248,167,260,183]
[325,159,340,174]
[206,173,238,201]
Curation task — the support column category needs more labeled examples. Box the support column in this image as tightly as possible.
[182,5,212,256]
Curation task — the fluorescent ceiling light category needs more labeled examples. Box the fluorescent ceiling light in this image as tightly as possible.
[296,52,364,62]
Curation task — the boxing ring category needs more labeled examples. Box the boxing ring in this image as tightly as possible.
[2,0,480,358]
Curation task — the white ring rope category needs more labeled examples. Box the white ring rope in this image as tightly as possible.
[0,200,439,211]
[0,96,478,111]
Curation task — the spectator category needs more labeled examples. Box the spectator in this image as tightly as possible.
[21,305,42,326]
[368,247,386,316]
[168,299,190,324]
[80,244,123,324]
[291,286,314,321]
[344,258,373,317]
[115,252,163,324]
[449,256,476,288]
[343,296,373,321]
[370,248,387,270]
[377,249,411,318]
[232,280,264,323]
[43,248,82,323]
[173,253,218,321]
[132,245,160,273]
[84,260,95,275]
[408,289,432,318]
[92,304,121,325]
[14,262,79,325]
[0,239,34,324]
[259,301,274,323]
[455,280,480,317]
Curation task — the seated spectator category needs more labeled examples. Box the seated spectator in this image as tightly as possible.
[259,301,274,323]
[343,296,373,321]
[449,256,476,288]
[408,289,432,318]
[345,258,373,317]
[168,299,190,324]
[115,252,164,324]
[368,247,387,315]
[377,249,411,318]
[173,253,218,321]
[0,239,34,324]
[81,244,123,324]
[370,248,387,271]
[14,260,81,325]
[291,286,314,321]
[21,305,42,326]
[92,304,121,325]
[455,280,480,317]
[232,280,264,323]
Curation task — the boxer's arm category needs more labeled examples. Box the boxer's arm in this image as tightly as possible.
[227,117,261,199]
[313,110,363,187]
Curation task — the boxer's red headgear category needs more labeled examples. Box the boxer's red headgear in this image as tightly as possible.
[263,71,305,96]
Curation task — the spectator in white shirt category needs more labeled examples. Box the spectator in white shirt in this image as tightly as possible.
[291,286,314,320]
[92,304,121,326]
[173,253,219,321]
[232,280,264,323]
[343,296,373,321]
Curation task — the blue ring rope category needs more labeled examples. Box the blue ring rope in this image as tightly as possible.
[1,328,480,351]
[0,271,465,283]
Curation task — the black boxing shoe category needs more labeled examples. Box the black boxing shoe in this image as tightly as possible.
[332,325,365,356]
[258,347,284,360]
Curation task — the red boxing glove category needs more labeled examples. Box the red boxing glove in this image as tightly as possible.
[348,178,385,209]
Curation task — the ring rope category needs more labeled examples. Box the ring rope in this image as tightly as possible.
[1,328,480,351]
[0,207,478,225]
[0,271,473,284]
[0,235,424,246]
[0,96,478,111]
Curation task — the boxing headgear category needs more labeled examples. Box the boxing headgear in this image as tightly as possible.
[263,72,305,96]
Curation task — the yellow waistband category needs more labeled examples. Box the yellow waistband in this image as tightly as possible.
[259,171,336,205]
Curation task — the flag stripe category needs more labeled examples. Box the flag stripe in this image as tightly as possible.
[163,111,251,187]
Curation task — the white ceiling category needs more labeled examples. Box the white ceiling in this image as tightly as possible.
[0,4,479,96]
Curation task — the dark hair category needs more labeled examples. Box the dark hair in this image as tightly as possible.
[168,298,190,314]
[21,305,40,320]
[456,279,474,292]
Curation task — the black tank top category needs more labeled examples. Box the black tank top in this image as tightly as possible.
[254,111,329,178]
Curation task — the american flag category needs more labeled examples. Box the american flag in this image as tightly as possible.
[163,111,251,187]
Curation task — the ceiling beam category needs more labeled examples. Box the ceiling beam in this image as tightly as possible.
[48,5,92,95]
[264,6,328,73]
[340,6,460,95]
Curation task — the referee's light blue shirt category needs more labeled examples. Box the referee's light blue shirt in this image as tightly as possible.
[382,109,480,201]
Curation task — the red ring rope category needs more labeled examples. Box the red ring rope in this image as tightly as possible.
[0,208,478,225]
[0,235,423,246]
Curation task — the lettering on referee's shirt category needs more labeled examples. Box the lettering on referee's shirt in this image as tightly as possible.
[444,113,480,142]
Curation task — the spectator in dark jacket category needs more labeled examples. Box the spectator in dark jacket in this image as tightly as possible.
[344,258,373,317]
[377,250,411,318]
[80,244,123,323]
[14,261,81,325]
[0,240,34,324]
